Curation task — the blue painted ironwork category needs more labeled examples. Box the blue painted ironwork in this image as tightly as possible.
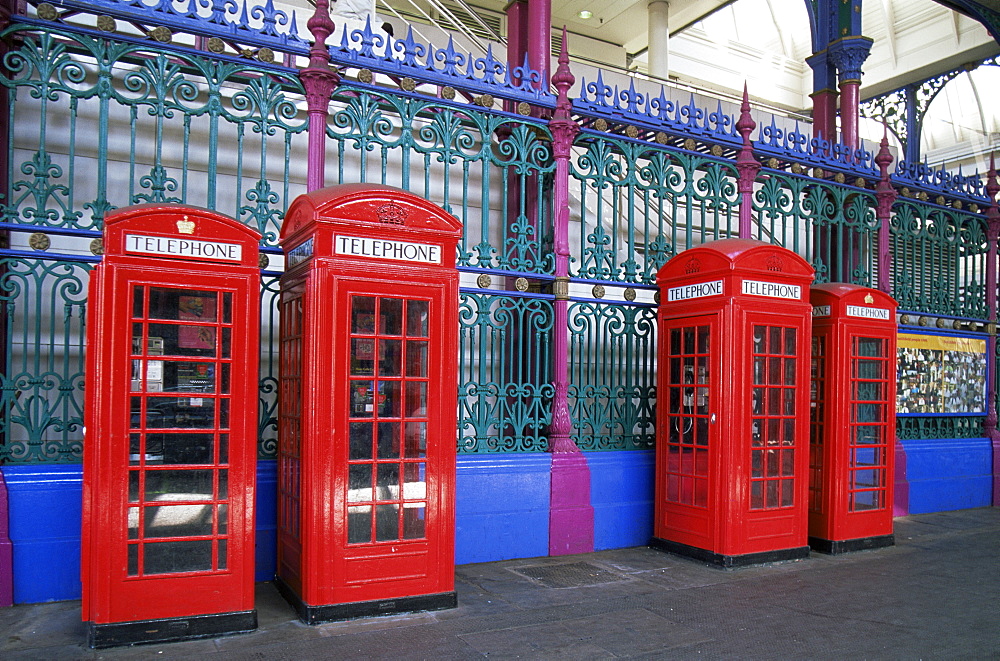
[332,22,553,108]
[27,0,309,54]
[568,300,656,451]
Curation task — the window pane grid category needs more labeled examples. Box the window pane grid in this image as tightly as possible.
[848,337,890,512]
[750,325,797,510]
[664,324,711,509]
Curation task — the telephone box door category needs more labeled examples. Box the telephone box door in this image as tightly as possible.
[655,315,718,551]
[337,279,453,598]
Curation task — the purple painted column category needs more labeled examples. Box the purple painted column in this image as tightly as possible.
[874,126,895,294]
[827,37,872,153]
[874,127,907,514]
[527,0,551,88]
[984,156,1000,507]
[300,0,340,192]
[735,85,759,240]
[547,31,593,556]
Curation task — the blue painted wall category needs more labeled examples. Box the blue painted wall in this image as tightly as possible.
[3,465,83,603]
[255,460,278,582]
[587,450,655,550]
[898,437,993,513]
[455,453,550,564]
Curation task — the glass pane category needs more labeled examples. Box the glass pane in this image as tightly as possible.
[405,382,427,417]
[222,292,232,324]
[144,504,214,537]
[752,326,766,353]
[347,506,371,544]
[218,539,227,570]
[221,328,231,359]
[406,341,428,377]
[380,339,402,376]
[351,381,375,418]
[406,300,429,337]
[148,432,214,465]
[132,287,145,317]
[404,422,427,458]
[403,506,426,539]
[403,463,425,499]
[375,504,399,541]
[128,507,139,539]
[129,434,144,465]
[377,463,400,497]
[380,298,404,335]
[379,381,401,417]
[784,328,796,355]
[783,358,796,385]
[348,465,373,502]
[351,338,376,376]
[350,422,373,460]
[128,471,140,502]
[144,470,214,501]
[218,470,228,499]
[127,544,139,576]
[221,364,231,394]
[751,481,763,509]
[143,540,212,574]
[697,325,710,353]
[150,323,217,356]
[378,422,400,459]
[219,434,229,464]
[669,328,680,354]
[351,297,377,333]
[148,289,217,321]
[219,399,229,429]
[219,504,228,534]
[781,479,794,507]
[144,397,215,429]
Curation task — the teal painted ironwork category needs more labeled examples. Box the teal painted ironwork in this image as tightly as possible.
[327,84,554,274]
[752,171,878,285]
[458,292,553,452]
[891,199,989,319]
[570,134,736,284]
[0,257,89,462]
[568,300,657,451]
[897,416,985,440]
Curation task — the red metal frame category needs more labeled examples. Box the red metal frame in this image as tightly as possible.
[82,204,260,647]
[277,184,461,622]
[809,283,897,553]
[653,239,815,566]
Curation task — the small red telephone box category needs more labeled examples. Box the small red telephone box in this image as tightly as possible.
[809,283,897,553]
[277,184,461,623]
[82,204,260,647]
[653,239,815,567]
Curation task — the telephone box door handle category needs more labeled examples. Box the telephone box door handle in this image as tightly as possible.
[710,413,717,424]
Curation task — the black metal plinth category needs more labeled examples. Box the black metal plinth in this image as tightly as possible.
[87,609,257,649]
[275,576,456,625]
[650,536,811,568]
[809,533,895,555]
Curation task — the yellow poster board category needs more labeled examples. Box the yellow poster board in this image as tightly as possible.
[896,333,987,414]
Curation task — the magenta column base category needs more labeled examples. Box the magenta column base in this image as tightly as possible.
[893,439,909,517]
[548,452,594,556]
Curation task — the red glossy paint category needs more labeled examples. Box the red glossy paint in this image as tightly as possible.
[809,284,897,550]
[277,184,461,613]
[654,239,815,563]
[82,204,260,626]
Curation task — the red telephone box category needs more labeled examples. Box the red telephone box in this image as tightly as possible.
[277,184,461,623]
[82,204,260,647]
[653,239,815,567]
[809,283,897,553]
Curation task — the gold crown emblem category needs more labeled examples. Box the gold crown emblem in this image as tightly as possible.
[864,294,874,304]
[176,217,195,234]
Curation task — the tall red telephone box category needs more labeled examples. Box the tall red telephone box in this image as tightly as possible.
[653,239,814,567]
[277,184,461,623]
[809,283,897,553]
[83,204,260,647]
